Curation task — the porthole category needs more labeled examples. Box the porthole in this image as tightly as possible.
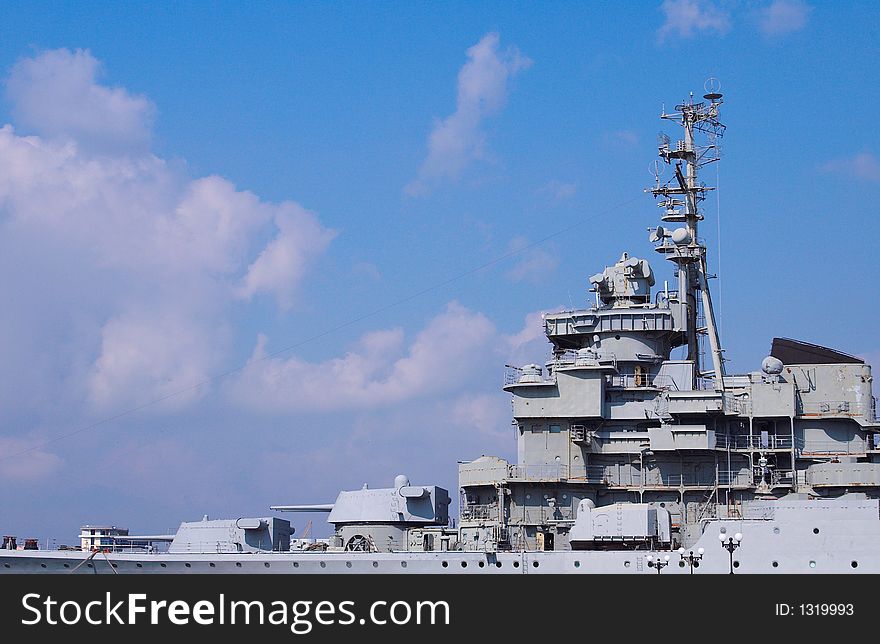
[293,562,299,568]
[733,561,740,569]
[852,561,858,568]
[513,561,520,568]
[401,561,407,568]
[623,561,630,568]
[478,561,485,568]
[679,561,685,568]
[809,561,816,568]
[495,561,502,568]
[184,563,191,568]
[533,561,539,568]
[111,563,118,568]
[264,562,270,568]
[660,502,666,508]
[693,561,700,568]
[234,563,240,568]
[772,561,779,568]
[346,562,352,568]
[320,562,326,568]
[615,335,621,340]
[159,563,166,568]
[461,561,467,568]
[813,528,819,534]
[372,561,378,568]
[87,563,93,568]
[3,564,9,568]
[63,563,70,569]
[208,563,215,568]
[442,561,448,568]
[574,561,580,568]
[40,563,46,568]
[773,527,780,534]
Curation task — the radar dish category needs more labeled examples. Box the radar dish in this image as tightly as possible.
[649,226,667,243]
[703,77,722,101]
[671,227,691,245]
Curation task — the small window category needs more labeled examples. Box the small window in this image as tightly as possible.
[530,425,543,433]
[549,425,561,434]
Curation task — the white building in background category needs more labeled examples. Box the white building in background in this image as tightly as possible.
[80,525,130,551]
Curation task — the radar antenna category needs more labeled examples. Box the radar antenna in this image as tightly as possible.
[647,80,726,390]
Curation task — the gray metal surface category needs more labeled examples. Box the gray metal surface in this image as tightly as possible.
[3,84,878,574]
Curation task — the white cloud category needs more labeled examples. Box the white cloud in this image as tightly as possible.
[238,203,336,309]
[352,261,382,281]
[506,236,559,283]
[229,302,496,412]
[451,393,510,438]
[88,311,224,410]
[657,0,731,42]
[0,49,335,417]
[405,33,531,196]
[820,152,880,183]
[606,130,639,147]
[503,310,548,356]
[538,180,577,202]
[0,436,62,481]
[6,48,154,153]
[757,0,811,36]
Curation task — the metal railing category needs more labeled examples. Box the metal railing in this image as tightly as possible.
[507,464,569,481]
[169,542,243,554]
[505,352,622,387]
[553,350,617,370]
[604,470,751,488]
[722,393,751,415]
[754,470,794,487]
[568,466,607,483]
[607,372,679,389]
[797,439,868,456]
[715,434,794,450]
[460,504,496,521]
[503,365,524,386]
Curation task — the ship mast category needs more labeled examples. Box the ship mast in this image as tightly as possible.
[649,80,726,390]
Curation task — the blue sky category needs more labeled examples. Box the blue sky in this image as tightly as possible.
[0,1,878,541]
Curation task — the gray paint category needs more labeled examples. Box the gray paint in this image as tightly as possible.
[4,84,879,575]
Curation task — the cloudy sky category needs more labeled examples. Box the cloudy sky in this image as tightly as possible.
[0,1,878,541]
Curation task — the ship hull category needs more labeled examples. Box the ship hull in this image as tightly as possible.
[4,513,879,574]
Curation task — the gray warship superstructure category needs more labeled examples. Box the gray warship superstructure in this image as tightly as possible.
[3,86,880,574]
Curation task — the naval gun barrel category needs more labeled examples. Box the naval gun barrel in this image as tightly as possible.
[270,504,334,512]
